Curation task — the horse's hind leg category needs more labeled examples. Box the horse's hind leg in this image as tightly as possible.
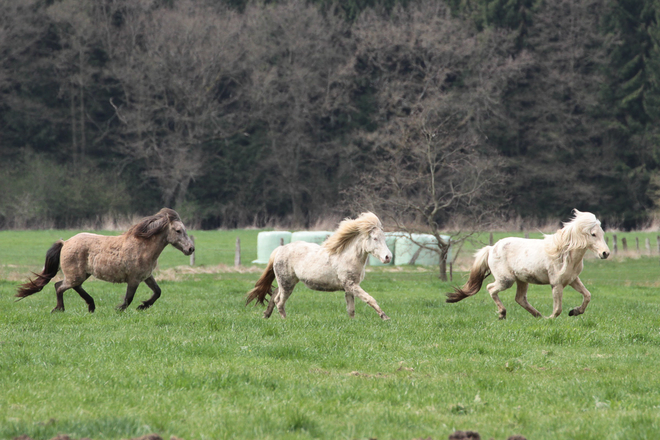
[568,277,591,317]
[514,281,542,318]
[137,276,161,311]
[116,282,139,311]
[52,281,67,313]
[264,287,278,319]
[486,278,514,320]
[345,291,355,318]
[73,285,95,313]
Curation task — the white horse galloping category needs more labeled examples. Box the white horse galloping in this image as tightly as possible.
[246,212,393,320]
[446,209,610,319]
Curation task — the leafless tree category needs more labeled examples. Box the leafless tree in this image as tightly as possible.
[102,0,245,209]
[345,1,529,279]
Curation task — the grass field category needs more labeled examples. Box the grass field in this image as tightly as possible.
[2,229,660,440]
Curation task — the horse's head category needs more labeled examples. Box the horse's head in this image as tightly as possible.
[167,218,195,256]
[586,223,610,259]
[574,209,609,259]
[364,227,393,264]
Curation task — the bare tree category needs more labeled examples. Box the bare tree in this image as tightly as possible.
[103,0,244,209]
[345,1,529,279]
[240,0,355,226]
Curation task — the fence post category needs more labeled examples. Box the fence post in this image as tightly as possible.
[613,234,618,254]
[189,235,195,266]
[646,237,651,255]
[635,237,639,251]
[489,232,494,246]
[622,237,628,252]
[234,237,241,267]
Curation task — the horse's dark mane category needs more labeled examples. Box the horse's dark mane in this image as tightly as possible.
[127,208,181,239]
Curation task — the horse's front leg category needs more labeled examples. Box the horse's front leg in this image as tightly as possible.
[137,276,161,311]
[116,282,140,311]
[345,283,389,320]
[345,291,355,318]
[547,284,564,318]
[568,277,591,317]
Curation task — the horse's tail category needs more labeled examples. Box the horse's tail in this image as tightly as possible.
[246,252,276,306]
[16,240,63,299]
[445,246,491,303]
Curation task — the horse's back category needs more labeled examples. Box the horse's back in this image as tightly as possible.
[61,233,133,283]
[273,241,342,290]
[490,237,550,284]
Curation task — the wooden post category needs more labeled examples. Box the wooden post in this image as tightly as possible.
[657,236,660,254]
[449,262,453,282]
[613,234,618,254]
[234,237,241,267]
[489,232,494,246]
[524,232,529,239]
[646,237,651,255]
[622,237,627,252]
[189,235,195,266]
[635,237,639,251]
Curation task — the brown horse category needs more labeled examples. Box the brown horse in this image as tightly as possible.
[16,208,195,313]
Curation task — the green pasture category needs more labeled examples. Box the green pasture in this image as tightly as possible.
[2,229,660,440]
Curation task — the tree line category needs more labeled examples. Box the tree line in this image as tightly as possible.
[1,0,659,230]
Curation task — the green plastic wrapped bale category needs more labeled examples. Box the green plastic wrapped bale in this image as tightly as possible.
[368,232,402,266]
[290,231,333,245]
[393,233,451,266]
[252,231,292,264]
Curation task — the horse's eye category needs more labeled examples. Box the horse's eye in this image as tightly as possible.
[591,233,596,237]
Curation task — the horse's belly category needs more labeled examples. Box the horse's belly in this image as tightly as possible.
[515,269,549,285]
[301,278,343,292]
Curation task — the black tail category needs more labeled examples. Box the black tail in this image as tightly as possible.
[16,240,63,299]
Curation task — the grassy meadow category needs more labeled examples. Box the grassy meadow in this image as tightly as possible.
[1,229,660,440]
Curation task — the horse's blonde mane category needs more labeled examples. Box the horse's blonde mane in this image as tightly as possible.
[545,209,601,262]
[323,212,382,255]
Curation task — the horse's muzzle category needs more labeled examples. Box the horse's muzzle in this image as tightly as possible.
[600,251,610,259]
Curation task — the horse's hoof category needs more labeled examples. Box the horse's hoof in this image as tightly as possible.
[137,303,150,311]
[498,310,507,320]
[381,314,390,321]
[88,306,95,313]
[568,309,579,316]
[115,305,127,312]
[51,307,64,313]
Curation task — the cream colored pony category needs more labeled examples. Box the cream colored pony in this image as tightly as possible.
[446,209,610,319]
[246,212,393,320]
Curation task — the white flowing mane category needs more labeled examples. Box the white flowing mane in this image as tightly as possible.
[322,212,382,255]
[544,210,601,263]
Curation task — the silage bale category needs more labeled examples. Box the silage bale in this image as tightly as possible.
[394,233,451,266]
[368,232,402,266]
[290,231,333,245]
[252,231,293,264]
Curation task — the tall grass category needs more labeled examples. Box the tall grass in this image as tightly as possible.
[2,230,660,439]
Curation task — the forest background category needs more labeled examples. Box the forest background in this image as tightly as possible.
[2,0,660,231]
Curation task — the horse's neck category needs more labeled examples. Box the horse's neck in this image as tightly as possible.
[557,247,587,274]
[343,237,369,266]
[129,233,169,258]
